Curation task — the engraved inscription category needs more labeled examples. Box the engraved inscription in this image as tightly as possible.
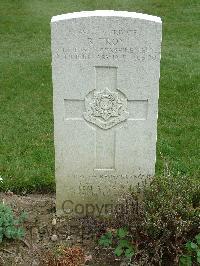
[54,27,160,62]
[58,45,159,61]
[77,173,148,197]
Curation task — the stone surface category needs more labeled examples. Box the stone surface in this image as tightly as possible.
[51,10,162,216]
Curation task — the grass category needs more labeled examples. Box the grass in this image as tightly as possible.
[0,0,199,192]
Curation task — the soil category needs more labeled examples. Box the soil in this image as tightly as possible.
[0,193,130,266]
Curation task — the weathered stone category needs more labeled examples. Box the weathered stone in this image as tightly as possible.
[51,10,162,216]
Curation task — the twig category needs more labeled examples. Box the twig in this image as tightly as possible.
[0,248,15,255]
[0,255,5,265]
[19,239,30,249]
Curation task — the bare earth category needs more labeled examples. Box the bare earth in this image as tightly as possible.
[0,193,127,266]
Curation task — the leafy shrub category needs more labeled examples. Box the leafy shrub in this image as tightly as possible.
[143,175,200,264]
[144,175,199,236]
[98,228,135,260]
[179,233,200,265]
[0,202,27,242]
[112,175,200,265]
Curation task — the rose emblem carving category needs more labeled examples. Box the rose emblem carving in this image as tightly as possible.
[84,88,129,130]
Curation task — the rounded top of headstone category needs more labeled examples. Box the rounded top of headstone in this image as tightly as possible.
[51,10,162,24]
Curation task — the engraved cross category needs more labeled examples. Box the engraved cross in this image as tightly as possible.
[64,66,148,171]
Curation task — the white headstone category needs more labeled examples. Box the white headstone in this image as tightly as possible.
[51,10,162,216]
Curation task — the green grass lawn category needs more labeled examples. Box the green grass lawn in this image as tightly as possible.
[0,0,199,192]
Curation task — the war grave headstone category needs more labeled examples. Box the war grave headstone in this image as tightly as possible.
[51,10,162,216]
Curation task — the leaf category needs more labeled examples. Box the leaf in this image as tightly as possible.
[179,255,192,266]
[186,241,198,251]
[117,228,128,239]
[98,233,112,247]
[195,233,200,245]
[0,203,26,242]
[16,227,25,239]
[0,217,3,227]
[118,239,131,248]
[106,231,112,239]
[19,212,28,223]
[114,246,124,257]
[125,247,135,259]
[191,242,198,250]
[5,226,12,238]
[0,227,3,243]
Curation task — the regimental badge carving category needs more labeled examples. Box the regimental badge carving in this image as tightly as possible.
[83,88,129,130]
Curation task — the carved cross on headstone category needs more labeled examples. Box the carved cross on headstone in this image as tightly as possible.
[64,66,148,171]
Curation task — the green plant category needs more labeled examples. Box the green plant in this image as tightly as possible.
[98,231,113,247]
[112,174,200,264]
[179,233,200,266]
[99,228,135,260]
[0,202,27,242]
[139,175,199,238]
